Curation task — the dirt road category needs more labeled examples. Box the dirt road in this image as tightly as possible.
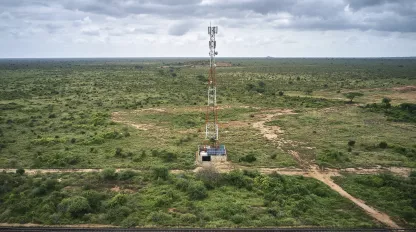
[251,109,404,229]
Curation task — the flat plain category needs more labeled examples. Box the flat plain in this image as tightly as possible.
[0,58,415,228]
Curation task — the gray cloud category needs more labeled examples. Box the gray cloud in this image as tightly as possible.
[0,0,415,57]
[56,0,416,33]
[168,22,195,36]
[1,0,415,33]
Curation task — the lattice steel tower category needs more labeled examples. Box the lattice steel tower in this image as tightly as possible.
[206,24,219,145]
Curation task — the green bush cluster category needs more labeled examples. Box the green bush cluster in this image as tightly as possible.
[365,101,416,123]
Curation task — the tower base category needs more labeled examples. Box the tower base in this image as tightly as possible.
[196,145,227,163]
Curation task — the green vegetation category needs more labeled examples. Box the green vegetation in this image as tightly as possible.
[365,101,416,123]
[0,170,379,227]
[343,92,364,103]
[0,58,416,227]
[333,173,416,227]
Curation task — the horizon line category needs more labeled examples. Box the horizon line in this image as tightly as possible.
[0,56,415,59]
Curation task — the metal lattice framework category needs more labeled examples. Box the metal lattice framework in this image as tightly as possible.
[205,25,219,145]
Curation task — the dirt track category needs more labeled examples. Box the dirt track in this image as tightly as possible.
[250,109,404,229]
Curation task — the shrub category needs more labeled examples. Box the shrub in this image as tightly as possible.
[240,153,256,163]
[148,211,173,225]
[348,140,356,146]
[160,151,177,162]
[187,180,208,200]
[106,206,131,223]
[115,147,122,157]
[379,141,388,149]
[121,215,138,228]
[153,166,169,180]
[58,196,91,217]
[231,214,246,224]
[118,169,136,180]
[270,153,277,159]
[278,91,284,96]
[82,190,105,210]
[225,170,253,189]
[196,167,222,189]
[108,193,127,208]
[180,213,197,223]
[382,97,391,108]
[101,168,117,180]
[16,168,25,175]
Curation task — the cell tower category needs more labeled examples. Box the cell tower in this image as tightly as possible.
[197,24,227,163]
[206,24,219,144]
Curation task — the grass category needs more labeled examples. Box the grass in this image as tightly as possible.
[333,173,416,228]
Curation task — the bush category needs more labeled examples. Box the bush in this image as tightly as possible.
[278,91,284,96]
[348,140,355,146]
[231,214,246,224]
[108,193,127,208]
[240,153,256,163]
[121,215,138,228]
[270,153,277,159]
[16,168,25,175]
[159,151,177,162]
[82,190,105,210]
[153,166,169,180]
[58,196,91,217]
[187,180,208,200]
[196,167,222,189]
[118,169,136,180]
[224,170,253,189]
[106,206,131,223]
[382,97,391,108]
[379,141,388,149]
[180,213,197,224]
[101,168,117,180]
[148,211,173,225]
[115,147,122,157]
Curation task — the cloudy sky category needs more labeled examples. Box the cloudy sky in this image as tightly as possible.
[1,0,415,58]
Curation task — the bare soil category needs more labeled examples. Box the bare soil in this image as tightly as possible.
[111,112,157,131]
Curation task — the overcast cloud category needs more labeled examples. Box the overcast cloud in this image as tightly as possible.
[0,0,415,57]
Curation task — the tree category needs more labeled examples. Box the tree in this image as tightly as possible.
[343,92,363,103]
[382,97,391,108]
[153,166,169,180]
[16,168,25,175]
[58,196,91,217]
